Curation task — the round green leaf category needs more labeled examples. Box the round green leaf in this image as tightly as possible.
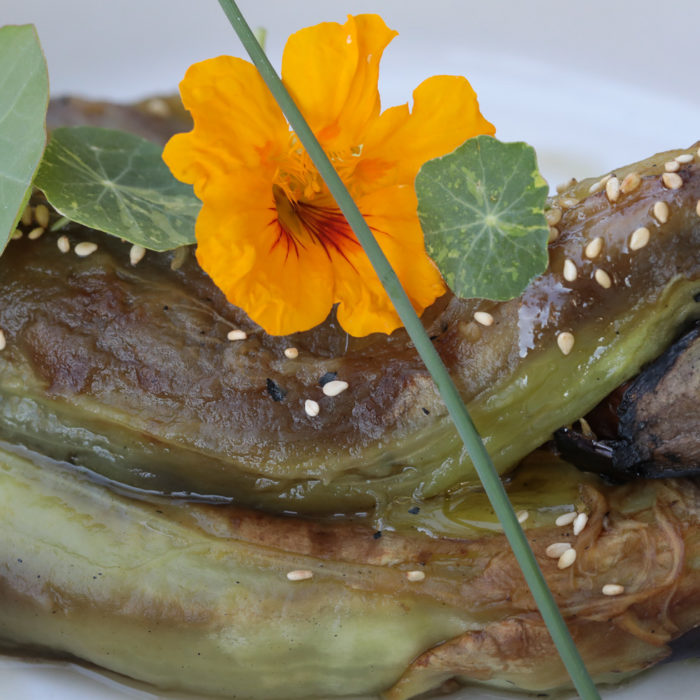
[0,25,49,253]
[34,126,199,251]
[417,135,549,301]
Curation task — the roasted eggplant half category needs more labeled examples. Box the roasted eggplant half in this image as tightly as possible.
[0,444,698,699]
[1,145,698,513]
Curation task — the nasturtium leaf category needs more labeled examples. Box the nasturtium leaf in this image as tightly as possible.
[0,25,49,254]
[34,126,199,251]
[416,135,549,301]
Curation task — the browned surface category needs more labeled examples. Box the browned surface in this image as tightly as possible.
[380,478,700,698]
[2,152,699,481]
[617,325,700,473]
[555,326,700,478]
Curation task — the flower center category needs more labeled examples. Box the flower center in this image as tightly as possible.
[271,139,362,260]
[272,184,358,261]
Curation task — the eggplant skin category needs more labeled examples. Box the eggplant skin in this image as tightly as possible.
[0,444,698,699]
[1,146,699,513]
[555,324,700,479]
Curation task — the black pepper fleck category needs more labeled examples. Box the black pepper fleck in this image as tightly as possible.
[408,506,420,515]
[266,378,287,401]
[372,531,382,540]
[421,407,430,415]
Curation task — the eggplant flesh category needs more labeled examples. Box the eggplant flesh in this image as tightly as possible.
[0,443,698,699]
[556,324,700,480]
[1,145,699,513]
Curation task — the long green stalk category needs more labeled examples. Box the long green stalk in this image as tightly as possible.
[216,2,600,697]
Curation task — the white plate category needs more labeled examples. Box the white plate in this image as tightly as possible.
[1,1,699,698]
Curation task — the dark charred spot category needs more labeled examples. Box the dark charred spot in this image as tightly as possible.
[408,506,420,515]
[318,372,337,387]
[266,378,286,402]
[372,531,382,540]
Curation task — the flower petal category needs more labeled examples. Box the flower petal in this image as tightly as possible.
[361,74,496,187]
[334,185,447,336]
[282,14,397,146]
[194,174,337,336]
[163,56,288,193]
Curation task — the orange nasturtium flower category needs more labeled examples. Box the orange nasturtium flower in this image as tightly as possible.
[163,14,494,337]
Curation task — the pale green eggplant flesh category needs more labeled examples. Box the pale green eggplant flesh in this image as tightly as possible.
[0,443,698,699]
[1,147,699,514]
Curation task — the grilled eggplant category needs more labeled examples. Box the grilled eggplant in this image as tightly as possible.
[0,444,698,699]
[1,95,699,697]
[1,146,699,514]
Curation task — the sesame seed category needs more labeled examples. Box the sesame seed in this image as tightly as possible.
[563,259,577,282]
[605,176,620,202]
[286,569,313,581]
[57,235,70,253]
[589,174,612,194]
[405,570,426,582]
[129,244,146,265]
[548,226,559,243]
[573,512,589,536]
[27,226,45,240]
[675,153,694,164]
[322,380,349,397]
[559,196,579,209]
[545,207,562,226]
[304,399,320,417]
[662,172,683,190]
[21,205,33,226]
[579,416,594,437]
[555,512,577,527]
[584,237,603,259]
[516,510,529,524]
[629,227,650,251]
[227,329,247,341]
[284,347,299,359]
[620,172,641,194]
[74,241,98,257]
[0,329,5,351]
[34,204,50,228]
[11,229,22,240]
[546,542,572,559]
[473,311,494,326]
[696,200,700,218]
[602,583,625,596]
[557,332,575,356]
[170,246,188,271]
[594,269,612,288]
[557,548,577,569]
[697,147,700,157]
[664,160,680,173]
[653,201,669,224]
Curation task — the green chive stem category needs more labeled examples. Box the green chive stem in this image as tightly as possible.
[216,2,600,697]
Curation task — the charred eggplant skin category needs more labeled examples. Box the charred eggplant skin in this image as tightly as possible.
[556,323,700,479]
[1,147,699,513]
[0,444,698,699]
